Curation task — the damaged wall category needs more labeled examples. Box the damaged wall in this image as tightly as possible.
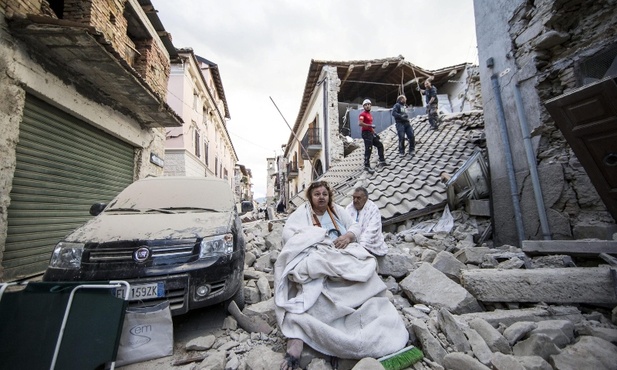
[435,65,483,113]
[61,0,171,98]
[474,0,617,246]
[324,66,344,167]
[0,1,172,281]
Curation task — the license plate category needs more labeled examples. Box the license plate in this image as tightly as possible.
[115,282,164,301]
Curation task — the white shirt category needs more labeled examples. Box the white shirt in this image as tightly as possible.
[345,200,388,256]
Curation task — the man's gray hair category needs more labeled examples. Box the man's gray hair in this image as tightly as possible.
[354,187,369,197]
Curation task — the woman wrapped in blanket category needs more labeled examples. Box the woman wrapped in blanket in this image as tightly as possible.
[275,181,408,370]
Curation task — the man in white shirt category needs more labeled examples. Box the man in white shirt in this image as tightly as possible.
[345,187,388,256]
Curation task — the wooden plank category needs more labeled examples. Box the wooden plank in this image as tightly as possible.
[383,201,447,226]
[600,253,617,267]
[522,240,617,256]
[461,267,617,305]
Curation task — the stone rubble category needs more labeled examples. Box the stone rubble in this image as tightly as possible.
[166,210,617,370]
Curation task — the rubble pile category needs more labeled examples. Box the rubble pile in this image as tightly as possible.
[178,211,617,370]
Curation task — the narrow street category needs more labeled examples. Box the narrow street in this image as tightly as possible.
[1,2,617,370]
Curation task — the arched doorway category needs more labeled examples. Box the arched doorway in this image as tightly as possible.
[313,159,324,180]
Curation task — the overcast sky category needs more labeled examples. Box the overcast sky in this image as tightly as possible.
[150,0,478,200]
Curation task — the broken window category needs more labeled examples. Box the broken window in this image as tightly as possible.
[443,149,490,210]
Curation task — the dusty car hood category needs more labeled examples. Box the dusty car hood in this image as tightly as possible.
[63,212,233,243]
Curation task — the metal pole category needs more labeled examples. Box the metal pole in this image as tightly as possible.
[491,74,526,246]
[513,82,552,240]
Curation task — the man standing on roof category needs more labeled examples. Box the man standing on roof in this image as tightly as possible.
[391,95,415,158]
[421,79,439,130]
[345,187,388,256]
[359,99,388,174]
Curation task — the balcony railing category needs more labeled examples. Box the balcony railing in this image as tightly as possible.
[287,163,298,179]
[301,127,322,159]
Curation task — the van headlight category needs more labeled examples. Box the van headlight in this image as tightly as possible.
[49,242,84,269]
[199,233,234,258]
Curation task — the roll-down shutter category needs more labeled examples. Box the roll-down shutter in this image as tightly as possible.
[3,95,134,280]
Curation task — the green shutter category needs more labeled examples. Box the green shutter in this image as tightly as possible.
[3,95,134,280]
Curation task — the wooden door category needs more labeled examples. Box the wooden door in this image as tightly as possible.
[545,76,617,220]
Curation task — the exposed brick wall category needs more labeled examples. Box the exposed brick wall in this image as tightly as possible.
[3,0,170,103]
[63,0,134,63]
[62,0,93,24]
[135,38,170,99]
[2,0,53,16]
[60,1,171,99]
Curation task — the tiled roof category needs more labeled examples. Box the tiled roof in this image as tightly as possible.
[291,111,485,224]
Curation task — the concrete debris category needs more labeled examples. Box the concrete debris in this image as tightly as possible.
[120,210,617,369]
[461,267,617,305]
[185,335,216,351]
[503,321,538,346]
[512,334,561,361]
[401,262,482,314]
[443,352,491,370]
[549,336,617,370]
[469,317,512,354]
[465,325,494,366]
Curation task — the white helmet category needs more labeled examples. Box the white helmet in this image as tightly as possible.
[362,99,372,106]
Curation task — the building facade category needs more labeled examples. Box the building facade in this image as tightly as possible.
[0,0,182,281]
[474,0,617,246]
[164,49,238,188]
[234,164,253,202]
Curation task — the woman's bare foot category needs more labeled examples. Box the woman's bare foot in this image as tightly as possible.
[280,338,303,370]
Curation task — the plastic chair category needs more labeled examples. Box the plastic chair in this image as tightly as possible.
[0,280,130,370]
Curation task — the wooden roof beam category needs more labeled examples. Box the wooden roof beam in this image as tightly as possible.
[341,64,354,84]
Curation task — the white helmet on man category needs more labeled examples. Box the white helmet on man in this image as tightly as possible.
[362,99,372,106]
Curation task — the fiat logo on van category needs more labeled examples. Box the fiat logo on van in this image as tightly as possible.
[133,247,150,262]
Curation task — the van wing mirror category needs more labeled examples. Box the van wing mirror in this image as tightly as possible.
[89,203,107,216]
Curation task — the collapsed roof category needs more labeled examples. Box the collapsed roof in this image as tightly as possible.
[288,56,470,151]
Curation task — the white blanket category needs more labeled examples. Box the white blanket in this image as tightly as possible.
[274,205,408,359]
[345,200,388,256]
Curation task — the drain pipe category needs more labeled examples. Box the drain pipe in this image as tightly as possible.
[491,74,526,245]
[513,82,552,240]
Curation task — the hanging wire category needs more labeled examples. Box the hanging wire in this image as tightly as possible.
[269,96,319,180]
